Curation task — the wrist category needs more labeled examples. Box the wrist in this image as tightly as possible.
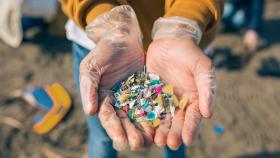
[85,5,142,44]
[152,16,202,45]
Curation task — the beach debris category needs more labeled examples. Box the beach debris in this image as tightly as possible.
[112,71,188,127]
[214,124,224,135]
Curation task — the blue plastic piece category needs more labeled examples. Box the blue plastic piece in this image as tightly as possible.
[214,124,224,135]
[34,115,43,123]
[141,102,149,110]
[147,112,156,120]
[111,82,122,92]
[24,87,53,110]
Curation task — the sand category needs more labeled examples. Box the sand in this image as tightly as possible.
[1,1,280,158]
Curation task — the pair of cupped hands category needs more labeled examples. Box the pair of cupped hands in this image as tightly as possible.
[80,5,216,151]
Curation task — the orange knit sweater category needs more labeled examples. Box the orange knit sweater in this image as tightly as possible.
[60,0,224,49]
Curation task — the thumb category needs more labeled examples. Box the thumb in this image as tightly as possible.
[79,51,102,115]
[194,58,216,118]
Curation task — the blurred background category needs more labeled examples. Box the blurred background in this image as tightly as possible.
[0,0,280,158]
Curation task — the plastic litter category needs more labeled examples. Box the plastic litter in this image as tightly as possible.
[112,70,188,127]
[214,124,224,135]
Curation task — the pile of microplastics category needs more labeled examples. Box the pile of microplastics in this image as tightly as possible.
[111,71,188,127]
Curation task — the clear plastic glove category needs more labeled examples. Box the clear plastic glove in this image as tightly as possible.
[146,17,216,149]
[80,5,154,151]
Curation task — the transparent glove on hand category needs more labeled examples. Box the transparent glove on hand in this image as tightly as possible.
[146,17,216,149]
[80,5,153,151]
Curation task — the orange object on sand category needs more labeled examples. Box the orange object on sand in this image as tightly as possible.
[32,83,71,134]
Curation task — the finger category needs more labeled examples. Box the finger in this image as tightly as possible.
[98,96,128,151]
[182,100,201,146]
[80,51,102,115]
[154,114,171,147]
[116,110,144,150]
[167,109,185,150]
[194,59,216,118]
[138,121,155,147]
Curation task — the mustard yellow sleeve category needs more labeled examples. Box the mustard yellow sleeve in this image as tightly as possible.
[164,0,224,48]
[60,0,118,29]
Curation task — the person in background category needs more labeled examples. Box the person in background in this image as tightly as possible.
[0,0,58,47]
[222,0,265,54]
[60,1,224,158]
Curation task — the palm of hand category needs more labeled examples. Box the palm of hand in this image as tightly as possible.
[96,38,145,90]
[146,38,215,149]
[80,35,156,151]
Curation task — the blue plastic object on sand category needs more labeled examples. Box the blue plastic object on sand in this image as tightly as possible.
[214,124,224,135]
[23,87,53,110]
[34,115,43,123]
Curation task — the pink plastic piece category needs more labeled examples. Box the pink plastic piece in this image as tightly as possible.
[125,104,129,114]
[140,109,146,117]
[154,86,162,94]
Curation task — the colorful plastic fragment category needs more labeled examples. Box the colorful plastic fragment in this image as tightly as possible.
[171,95,179,108]
[162,85,174,95]
[179,98,188,110]
[118,93,130,102]
[152,119,161,127]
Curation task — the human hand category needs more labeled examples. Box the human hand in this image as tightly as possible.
[80,5,154,151]
[243,29,259,53]
[146,17,216,150]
